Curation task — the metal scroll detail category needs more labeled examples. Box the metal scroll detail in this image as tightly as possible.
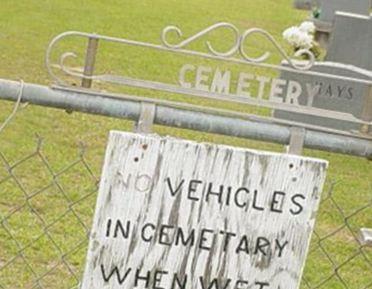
[160,23,315,70]
[161,22,241,57]
[239,28,315,70]
[46,22,317,85]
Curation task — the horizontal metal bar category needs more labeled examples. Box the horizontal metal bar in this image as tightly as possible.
[93,74,369,125]
[0,78,371,159]
[46,31,372,85]
[53,85,372,140]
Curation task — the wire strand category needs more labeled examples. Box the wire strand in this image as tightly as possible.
[0,79,24,134]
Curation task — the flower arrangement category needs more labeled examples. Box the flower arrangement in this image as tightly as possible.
[283,21,321,60]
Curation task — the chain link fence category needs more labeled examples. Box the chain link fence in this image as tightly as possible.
[0,136,371,289]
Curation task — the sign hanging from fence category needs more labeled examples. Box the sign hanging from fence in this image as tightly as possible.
[81,131,328,289]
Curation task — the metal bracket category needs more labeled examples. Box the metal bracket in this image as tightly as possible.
[287,127,306,155]
[134,102,156,133]
[360,228,372,247]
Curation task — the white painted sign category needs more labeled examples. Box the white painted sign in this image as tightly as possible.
[81,131,328,289]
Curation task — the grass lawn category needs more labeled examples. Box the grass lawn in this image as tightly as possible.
[0,0,371,288]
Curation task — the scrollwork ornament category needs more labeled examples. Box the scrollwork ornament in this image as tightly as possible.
[45,22,317,86]
[239,28,315,70]
[161,22,241,57]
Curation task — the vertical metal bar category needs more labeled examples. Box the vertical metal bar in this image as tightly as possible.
[287,127,306,155]
[133,102,156,133]
[81,37,99,88]
[360,87,372,134]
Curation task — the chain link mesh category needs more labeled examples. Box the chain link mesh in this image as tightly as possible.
[0,137,370,289]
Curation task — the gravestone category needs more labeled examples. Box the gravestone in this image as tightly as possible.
[275,11,372,132]
[81,131,328,289]
[316,0,370,23]
[310,0,370,48]
[293,0,316,10]
[326,12,372,71]
[294,0,371,12]
[273,62,372,132]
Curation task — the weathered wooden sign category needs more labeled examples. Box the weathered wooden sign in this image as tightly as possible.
[81,131,328,289]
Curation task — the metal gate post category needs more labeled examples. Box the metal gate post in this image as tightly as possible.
[81,36,99,88]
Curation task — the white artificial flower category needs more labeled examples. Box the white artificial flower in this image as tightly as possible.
[299,21,316,34]
[297,31,313,49]
[283,26,301,46]
[283,25,314,49]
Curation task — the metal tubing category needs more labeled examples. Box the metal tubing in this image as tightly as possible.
[0,78,371,158]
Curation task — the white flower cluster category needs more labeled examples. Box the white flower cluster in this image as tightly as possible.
[283,21,316,50]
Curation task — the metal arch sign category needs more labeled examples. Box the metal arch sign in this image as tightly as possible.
[45,22,372,136]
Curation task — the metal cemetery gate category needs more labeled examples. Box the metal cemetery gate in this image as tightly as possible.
[0,23,371,289]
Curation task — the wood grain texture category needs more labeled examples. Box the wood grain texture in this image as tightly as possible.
[81,131,328,289]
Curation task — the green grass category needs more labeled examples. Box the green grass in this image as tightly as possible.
[0,0,371,288]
